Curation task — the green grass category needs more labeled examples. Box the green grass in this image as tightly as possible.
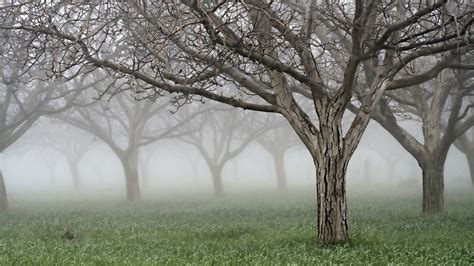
[0,191,473,265]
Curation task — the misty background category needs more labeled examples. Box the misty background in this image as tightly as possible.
[2,115,470,200]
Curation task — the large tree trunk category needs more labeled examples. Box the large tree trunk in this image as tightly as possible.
[315,154,349,244]
[273,150,287,192]
[420,160,444,214]
[122,150,140,202]
[66,158,81,192]
[0,170,8,212]
[210,165,224,197]
[465,152,474,188]
[281,103,354,244]
[420,114,447,214]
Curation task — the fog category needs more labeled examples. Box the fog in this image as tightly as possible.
[2,115,470,202]
[0,1,473,255]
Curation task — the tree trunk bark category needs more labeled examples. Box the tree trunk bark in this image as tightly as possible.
[67,158,81,192]
[273,150,287,192]
[465,152,474,188]
[315,154,350,244]
[210,165,225,197]
[421,161,444,214]
[122,151,140,202]
[281,103,352,244]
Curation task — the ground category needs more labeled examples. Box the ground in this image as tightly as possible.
[0,189,473,265]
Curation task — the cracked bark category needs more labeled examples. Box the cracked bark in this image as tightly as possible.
[314,130,350,244]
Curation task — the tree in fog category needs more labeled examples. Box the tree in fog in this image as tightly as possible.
[360,127,406,183]
[59,84,201,201]
[371,68,474,213]
[27,124,96,191]
[454,128,474,188]
[42,150,60,186]
[0,49,99,211]
[257,117,301,192]
[1,1,472,243]
[179,106,268,197]
[137,146,159,186]
[450,81,474,189]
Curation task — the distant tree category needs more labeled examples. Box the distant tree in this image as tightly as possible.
[59,86,201,201]
[30,124,96,191]
[42,150,59,186]
[137,146,159,187]
[454,129,474,188]
[179,106,269,197]
[0,52,99,211]
[258,118,300,192]
[359,126,406,183]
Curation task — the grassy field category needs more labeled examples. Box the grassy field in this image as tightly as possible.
[0,190,473,265]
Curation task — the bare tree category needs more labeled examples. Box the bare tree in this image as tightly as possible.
[454,129,474,188]
[138,146,159,186]
[59,86,201,201]
[0,56,98,211]
[371,69,474,213]
[360,126,406,183]
[179,106,267,197]
[29,123,95,191]
[1,0,472,243]
[258,117,301,192]
[451,98,474,189]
